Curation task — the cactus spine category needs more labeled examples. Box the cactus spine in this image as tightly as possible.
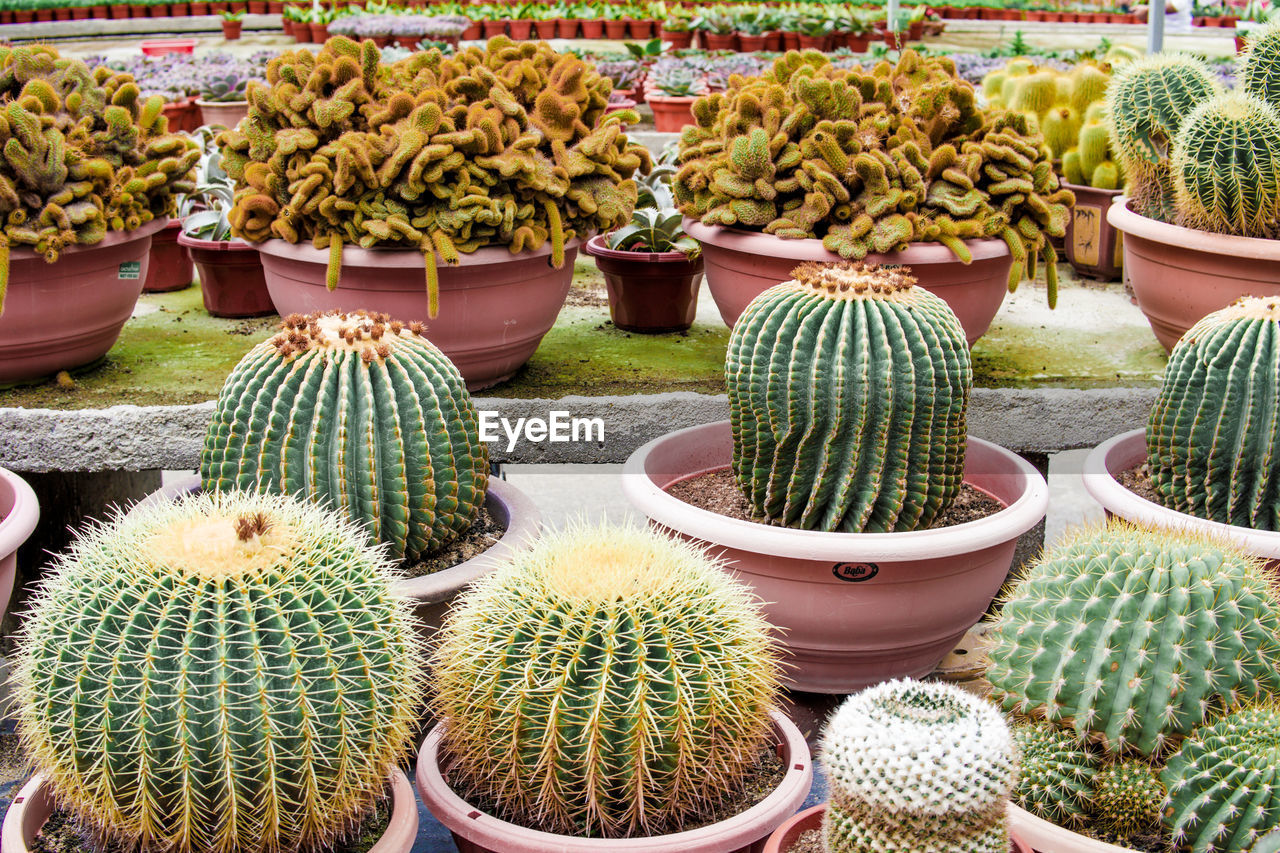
[1090,760,1165,843]
[1011,721,1101,827]
[1241,19,1280,111]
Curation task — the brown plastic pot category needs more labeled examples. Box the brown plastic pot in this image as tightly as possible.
[0,467,37,625]
[1108,196,1280,353]
[1062,182,1123,282]
[221,17,242,37]
[12,10,34,21]
[764,804,1035,853]
[309,21,329,39]
[1007,803,1135,853]
[197,98,249,127]
[702,31,737,49]
[580,18,604,36]
[418,711,812,853]
[683,221,1013,346]
[764,30,783,49]
[622,422,1048,693]
[584,235,704,333]
[646,93,697,132]
[256,237,582,390]
[54,7,72,19]
[736,32,767,49]
[661,27,693,46]
[0,218,164,384]
[143,219,194,293]
[188,0,208,11]
[177,232,275,318]
[845,31,870,50]
[35,8,53,20]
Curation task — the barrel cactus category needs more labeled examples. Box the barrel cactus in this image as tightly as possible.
[430,523,781,838]
[726,262,971,533]
[821,678,1017,853]
[1241,19,1280,111]
[1011,721,1101,828]
[12,490,426,853]
[1090,760,1165,843]
[201,310,489,562]
[1148,297,1280,529]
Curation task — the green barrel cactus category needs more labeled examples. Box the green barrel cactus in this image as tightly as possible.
[1148,297,1280,529]
[1012,721,1101,827]
[726,262,972,533]
[821,679,1017,853]
[1241,19,1280,111]
[202,310,489,562]
[1090,760,1165,843]
[987,521,1280,756]
[430,523,781,839]
[13,490,426,853]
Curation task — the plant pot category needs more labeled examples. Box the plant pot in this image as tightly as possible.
[255,237,582,391]
[247,0,265,10]
[532,19,555,38]
[584,235,704,333]
[2,769,419,853]
[764,30,783,49]
[1083,428,1280,567]
[908,19,924,39]
[621,422,1048,693]
[1062,182,1123,282]
[604,19,629,38]
[1007,803,1136,853]
[177,232,274,318]
[737,32,767,49]
[196,98,249,128]
[309,21,329,39]
[417,711,812,853]
[221,18,242,38]
[661,28,693,47]
[54,8,73,20]
[764,804,1036,853]
[72,6,91,18]
[188,0,208,11]
[12,10,34,21]
[703,32,737,49]
[143,219,193,293]
[108,4,128,17]
[268,1,282,11]
[372,35,393,47]
[796,33,829,49]
[461,20,481,38]
[0,467,37,624]
[683,221,1013,346]
[556,16,577,37]
[781,30,800,48]
[646,93,697,132]
[580,18,604,37]
[129,3,147,14]
[0,218,165,384]
[34,8,54,20]
[1107,197,1280,353]
[845,31,870,50]
[481,19,505,37]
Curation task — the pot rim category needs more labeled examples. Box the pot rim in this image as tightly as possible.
[176,231,257,252]
[764,803,1038,853]
[194,98,249,107]
[0,467,38,562]
[683,219,1011,264]
[1007,802,1136,853]
[9,217,167,263]
[1106,196,1280,261]
[621,421,1048,562]
[254,235,584,269]
[645,93,700,104]
[585,233,701,264]
[416,710,812,853]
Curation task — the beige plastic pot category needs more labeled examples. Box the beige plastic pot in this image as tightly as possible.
[0,467,38,623]
[764,803,1036,853]
[416,710,812,853]
[195,98,249,128]
[1007,803,1135,853]
[622,421,1048,693]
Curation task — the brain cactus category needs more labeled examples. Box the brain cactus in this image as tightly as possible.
[1241,19,1280,111]
[1148,297,1280,530]
[201,310,489,562]
[430,523,781,838]
[987,521,1280,756]
[13,490,426,853]
[218,36,649,317]
[1011,721,1101,828]
[727,262,971,533]
[821,678,1017,853]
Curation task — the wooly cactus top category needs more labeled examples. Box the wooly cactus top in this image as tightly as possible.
[218,36,651,317]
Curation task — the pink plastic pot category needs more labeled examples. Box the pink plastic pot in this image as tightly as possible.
[0,218,164,384]
[143,219,194,292]
[196,98,249,128]
[646,94,697,132]
[0,467,37,624]
[1007,803,1135,853]
[622,422,1048,693]
[177,232,274,318]
[1108,196,1280,352]
[256,238,582,390]
[140,37,197,55]
[584,234,704,333]
[764,804,1035,853]
[683,221,1013,346]
[417,711,812,853]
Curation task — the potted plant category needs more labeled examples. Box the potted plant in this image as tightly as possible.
[623,262,1048,692]
[645,63,705,131]
[732,4,770,50]
[693,7,737,49]
[194,64,253,127]
[220,6,243,36]
[796,8,835,49]
[657,0,694,47]
[0,466,37,624]
[419,522,813,852]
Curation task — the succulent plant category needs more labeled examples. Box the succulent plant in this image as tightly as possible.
[1090,760,1165,843]
[200,69,251,103]
[201,310,489,562]
[430,523,781,838]
[821,678,1018,853]
[1011,721,1101,828]
[1241,18,1280,110]
[12,489,426,853]
[727,262,971,533]
[607,208,699,254]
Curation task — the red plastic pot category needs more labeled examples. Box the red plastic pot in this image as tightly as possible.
[646,93,697,132]
[248,0,265,10]
[54,8,72,20]
[147,3,168,16]
[221,18,243,37]
[764,30,783,49]
[177,232,275,318]
[142,37,197,55]
[71,6,90,18]
[796,33,830,49]
[765,805,1036,853]
[630,18,656,37]
[0,467,37,625]
[661,27,693,47]
[556,16,577,37]
[1062,182,1123,282]
[580,18,603,36]
[188,0,208,11]
[605,19,628,37]
[0,218,165,384]
[129,3,147,14]
[585,235,704,333]
[144,219,194,293]
[108,4,128,17]
[196,99,249,127]
[845,31,870,50]
[737,32,767,49]
[268,0,282,11]
[90,4,108,14]
[461,20,481,38]
[781,30,800,48]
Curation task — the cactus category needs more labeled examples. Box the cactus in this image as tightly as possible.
[1147,297,1280,529]
[202,311,488,562]
[986,521,1280,756]
[821,678,1017,853]
[1090,760,1165,843]
[1043,105,1082,160]
[1241,18,1280,111]
[726,262,971,533]
[12,490,426,853]
[1012,721,1101,828]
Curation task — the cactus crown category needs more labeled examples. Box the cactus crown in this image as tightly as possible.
[1241,18,1280,111]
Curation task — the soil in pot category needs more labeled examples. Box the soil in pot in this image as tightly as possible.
[403,506,503,579]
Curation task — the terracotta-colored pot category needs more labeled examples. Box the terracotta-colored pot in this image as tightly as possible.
[54,7,73,20]
[580,18,604,36]
[737,32,767,49]
[188,0,208,11]
[661,28,693,47]
[481,18,505,36]
[532,19,556,38]
[796,33,829,49]
[371,35,393,47]
[556,16,577,37]
[908,19,924,39]
[91,4,109,14]
[177,232,275,318]
[604,19,629,38]
[247,0,265,10]
[764,30,783,49]
[129,3,147,14]
[147,3,167,16]
[13,9,34,20]
[0,218,164,384]
[845,31,870,50]
[0,467,37,624]
[507,18,532,38]
[0,10,14,21]
[782,30,800,48]
[646,93,697,132]
[1008,803,1135,853]
[309,21,329,39]
[144,219,194,293]
[255,237,582,391]
[764,804,1036,853]
[72,6,91,18]
[196,98,249,128]
[1108,196,1280,353]
[268,0,282,11]
[418,711,812,853]
[584,235,704,333]
[2,770,419,853]
[221,18,242,38]
[1062,182,1123,282]
[622,422,1048,693]
[34,8,54,20]
[702,31,737,49]
[108,4,128,16]
[461,20,481,38]
[683,221,1012,346]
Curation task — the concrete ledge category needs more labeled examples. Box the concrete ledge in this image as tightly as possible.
[1,13,281,39]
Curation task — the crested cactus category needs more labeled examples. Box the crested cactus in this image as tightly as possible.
[727,262,971,533]
[821,678,1017,853]
[12,490,426,853]
[430,523,781,838]
[1090,760,1165,843]
[1148,297,1280,529]
[1012,721,1101,828]
[986,521,1280,756]
[1241,19,1280,111]
[201,310,489,562]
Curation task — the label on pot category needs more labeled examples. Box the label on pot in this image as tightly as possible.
[118,261,142,280]
[1071,204,1101,266]
[832,562,879,582]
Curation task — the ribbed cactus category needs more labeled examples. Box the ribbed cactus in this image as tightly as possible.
[202,310,489,562]
[430,523,781,838]
[821,679,1017,853]
[13,490,426,853]
[726,262,971,533]
[1241,19,1280,111]
[1171,92,1280,238]
[1012,721,1101,827]
[1091,760,1165,842]
[1148,297,1280,530]
[987,521,1280,756]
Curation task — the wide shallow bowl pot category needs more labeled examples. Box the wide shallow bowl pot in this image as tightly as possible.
[0,218,165,383]
[1008,803,1134,853]
[143,218,194,292]
[1108,197,1280,352]
[584,234,704,333]
[764,804,1035,853]
[417,710,812,853]
[1,769,418,853]
[257,238,582,390]
[195,98,249,128]
[684,221,1012,346]
[622,421,1049,693]
[1083,428,1280,565]
[0,467,37,623]
[177,232,274,318]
